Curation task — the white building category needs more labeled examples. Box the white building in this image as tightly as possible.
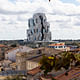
[5,46,33,62]
[48,42,70,51]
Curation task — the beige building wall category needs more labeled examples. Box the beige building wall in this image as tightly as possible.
[16,53,27,70]
[26,61,39,70]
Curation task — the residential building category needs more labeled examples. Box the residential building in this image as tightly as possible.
[5,46,33,62]
[68,45,78,50]
[16,51,42,71]
[10,62,17,70]
[48,42,70,51]
[2,60,12,68]
[0,60,12,71]
[26,55,42,70]
[16,52,27,70]
[70,48,80,53]
[27,13,51,42]
[27,66,41,80]
[16,47,63,71]
[0,44,7,60]
[54,66,80,80]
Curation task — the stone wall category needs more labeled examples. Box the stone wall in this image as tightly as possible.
[26,61,39,70]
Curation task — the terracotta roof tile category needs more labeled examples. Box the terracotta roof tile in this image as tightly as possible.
[6,47,19,53]
[48,43,65,46]
[0,44,7,47]
[54,67,80,80]
[27,66,41,75]
[71,48,80,51]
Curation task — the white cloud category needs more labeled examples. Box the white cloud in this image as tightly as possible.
[0,0,80,40]
[76,0,80,2]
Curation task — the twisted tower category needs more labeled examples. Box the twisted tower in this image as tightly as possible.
[27,13,51,42]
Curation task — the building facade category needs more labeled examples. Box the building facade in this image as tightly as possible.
[27,13,51,42]
[5,46,33,62]
[48,42,70,51]
[16,52,41,71]
[0,44,7,60]
[16,52,27,70]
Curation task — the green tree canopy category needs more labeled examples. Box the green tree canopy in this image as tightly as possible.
[40,52,80,76]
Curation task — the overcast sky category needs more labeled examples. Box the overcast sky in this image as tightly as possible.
[0,0,80,40]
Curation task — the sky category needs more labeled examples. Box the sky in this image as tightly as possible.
[0,0,80,40]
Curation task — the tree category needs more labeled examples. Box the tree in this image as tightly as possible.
[61,52,76,69]
[10,43,17,47]
[39,52,80,78]
[75,53,80,66]
[40,55,55,76]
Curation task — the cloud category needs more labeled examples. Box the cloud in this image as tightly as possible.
[76,0,80,2]
[0,0,80,40]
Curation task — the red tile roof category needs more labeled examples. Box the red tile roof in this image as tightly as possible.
[71,48,80,52]
[54,67,80,80]
[48,43,65,46]
[0,44,7,47]
[6,47,19,53]
[27,66,41,75]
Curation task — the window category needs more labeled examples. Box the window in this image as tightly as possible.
[34,37,36,40]
[43,29,45,33]
[33,20,35,26]
[28,34,30,37]
[44,19,46,22]
[34,29,35,33]
[47,26,49,32]
[36,19,38,23]
[55,46,57,48]
[52,46,55,48]
[28,20,30,27]
[31,31,33,34]
[64,46,66,48]
[59,46,63,48]
[35,37,36,40]
[32,29,34,34]
[37,29,38,33]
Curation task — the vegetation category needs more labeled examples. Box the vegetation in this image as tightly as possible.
[40,55,55,76]
[40,52,80,77]
[10,43,17,47]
